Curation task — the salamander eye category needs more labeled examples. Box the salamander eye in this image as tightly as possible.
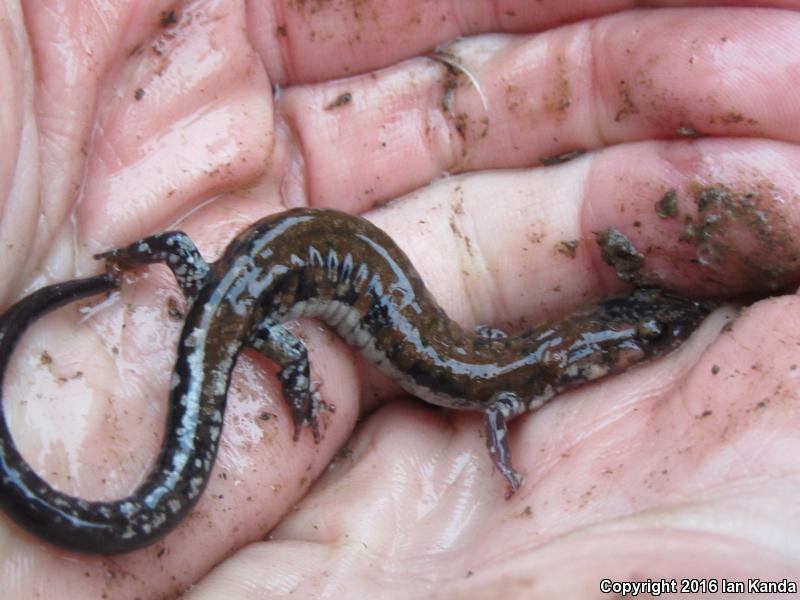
[636,318,663,339]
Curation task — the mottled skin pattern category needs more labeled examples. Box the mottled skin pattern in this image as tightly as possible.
[0,208,713,554]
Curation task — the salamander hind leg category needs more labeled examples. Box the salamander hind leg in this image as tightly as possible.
[248,316,330,443]
[484,391,526,498]
[94,232,211,302]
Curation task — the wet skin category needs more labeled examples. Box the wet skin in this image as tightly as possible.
[0,208,713,554]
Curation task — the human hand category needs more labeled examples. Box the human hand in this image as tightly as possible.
[2,2,799,598]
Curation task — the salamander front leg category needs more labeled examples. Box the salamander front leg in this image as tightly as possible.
[484,391,526,498]
[475,324,508,339]
[94,232,211,303]
[248,317,330,442]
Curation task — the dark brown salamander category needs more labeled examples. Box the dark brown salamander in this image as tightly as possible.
[0,208,713,554]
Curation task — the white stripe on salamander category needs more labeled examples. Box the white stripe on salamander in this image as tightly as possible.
[279,299,464,410]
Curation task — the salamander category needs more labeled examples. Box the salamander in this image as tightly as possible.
[0,208,713,554]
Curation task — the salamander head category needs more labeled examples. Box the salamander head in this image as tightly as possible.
[597,287,717,357]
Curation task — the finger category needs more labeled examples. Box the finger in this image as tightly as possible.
[330,134,799,411]
[6,2,272,284]
[17,1,177,273]
[278,8,800,213]
[354,140,799,340]
[250,0,800,84]
[584,139,800,296]
[0,3,40,304]
[77,1,272,250]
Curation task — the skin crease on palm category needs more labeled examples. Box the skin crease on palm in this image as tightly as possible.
[2,0,800,597]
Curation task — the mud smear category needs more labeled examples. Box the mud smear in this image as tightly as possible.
[540,149,586,166]
[324,92,352,111]
[556,239,580,259]
[595,227,656,285]
[655,189,678,219]
[599,183,799,296]
[682,184,800,291]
